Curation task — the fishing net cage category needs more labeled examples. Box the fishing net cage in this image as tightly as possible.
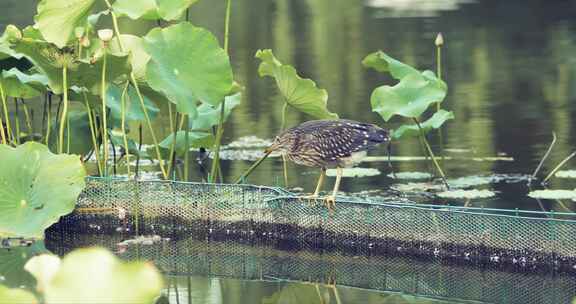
[47,177,576,303]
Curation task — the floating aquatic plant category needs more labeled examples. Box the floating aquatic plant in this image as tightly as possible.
[387,171,432,180]
[528,189,576,200]
[326,168,381,178]
[437,189,496,199]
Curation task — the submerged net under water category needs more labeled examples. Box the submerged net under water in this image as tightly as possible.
[46,177,576,303]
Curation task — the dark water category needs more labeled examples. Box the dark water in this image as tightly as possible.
[2,0,576,303]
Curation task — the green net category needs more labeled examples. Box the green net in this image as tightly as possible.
[46,177,576,303]
[56,177,576,267]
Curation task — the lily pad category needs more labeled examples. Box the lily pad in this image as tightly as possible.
[387,171,432,180]
[0,142,86,238]
[326,168,381,178]
[32,248,163,304]
[113,0,199,21]
[34,0,97,48]
[392,110,454,139]
[447,174,530,189]
[528,190,576,200]
[555,170,576,179]
[437,189,496,199]
[363,51,447,121]
[391,182,444,192]
[144,22,233,117]
[255,49,338,120]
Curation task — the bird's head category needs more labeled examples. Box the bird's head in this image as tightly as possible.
[264,131,299,154]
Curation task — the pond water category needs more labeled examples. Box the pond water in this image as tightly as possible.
[2,0,576,303]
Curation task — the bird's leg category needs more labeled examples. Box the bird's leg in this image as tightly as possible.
[300,168,326,205]
[324,167,342,210]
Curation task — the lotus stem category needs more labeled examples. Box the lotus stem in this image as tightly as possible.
[20,99,33,137]
[0,82,12,144]
[120,82,131,177]
[100,52,109,175]
[104,0,168,179]
[435,32,445,163]
[136,124,143,178]
[281,102,289,187]
[45,93,52,145]
[184,114,190,181]
[209,0,233,183]
[542,151,576,184]
[413,118,449,189]
[84,93,103,175]
[130,74,168,179]
[234,150,272,184]
[58,65,69,153]
[13,98,20,144]
[168,111,179,179]
[531,132,556,182]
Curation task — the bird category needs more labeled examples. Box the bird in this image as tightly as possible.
[265,119,390,209]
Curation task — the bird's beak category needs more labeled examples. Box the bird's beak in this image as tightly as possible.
[264,147,273,154]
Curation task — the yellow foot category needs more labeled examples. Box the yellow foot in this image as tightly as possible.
[324,195,336,212]
[299,194,321,206]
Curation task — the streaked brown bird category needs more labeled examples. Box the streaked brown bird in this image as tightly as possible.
[265,119,390,208]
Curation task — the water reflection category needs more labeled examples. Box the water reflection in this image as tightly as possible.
[43,232,576,304]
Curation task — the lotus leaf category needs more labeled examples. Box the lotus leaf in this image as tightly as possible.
[437,189,496,199]
[0,241,49,289]
[392,110,454,139]
[106,83,159,122]
[109,34,149,80]
[363,51,447,121]
[34,0,97,48]
[0,25,25,60]
[109,129,143,157]
[72,52,132,95]
[189,93,241,131]
[255,49,338,120]
[326,167,380,178]
[0,285,37,304]
[32,247,162,304]
[48,109,93,157]
[1,68,48,98]
[113,0,199,21]
[0,142,86,238]
[144,23,233,117]
[153,131,214,158]
[528,190,576,200]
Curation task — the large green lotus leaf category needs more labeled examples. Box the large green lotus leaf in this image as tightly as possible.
[107,83,159,122]
[6,32,63,93]
[1,68,48,98]
[363,51,447,121]
[255,49,338,120]
[0,142,86,238]
[34,0,97,48]
[392,110,454,139]
[43,247,162,304]
[0,241,49,290]
[152,131,214,159]
[144,23,233,117]
[0,285,37,304]
[109,34,150,80]
[48,108,93,157]
[113,0,199,21]
[189,93,241,131]
[71,52,132,95]
[109,129,144,157]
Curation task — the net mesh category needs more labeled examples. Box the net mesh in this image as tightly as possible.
[59,177,576,267]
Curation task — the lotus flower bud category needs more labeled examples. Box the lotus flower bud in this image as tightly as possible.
[98,29,114,42]
[435,32,444,47]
